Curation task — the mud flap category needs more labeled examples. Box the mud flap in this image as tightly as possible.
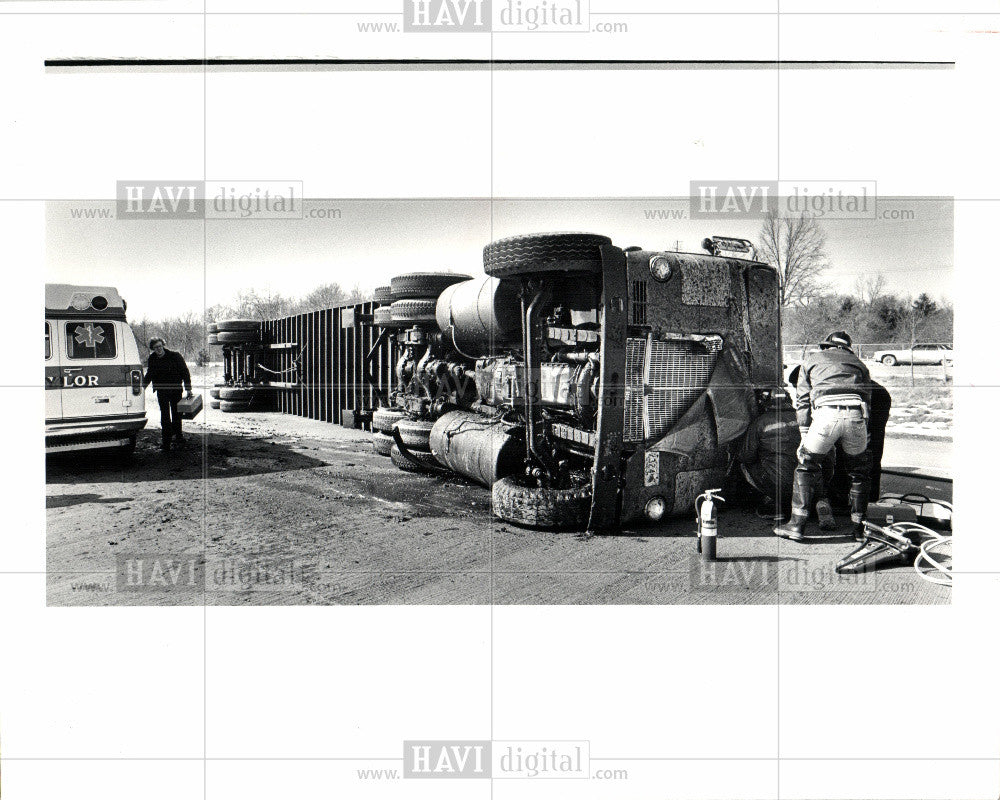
[588,244,627,532]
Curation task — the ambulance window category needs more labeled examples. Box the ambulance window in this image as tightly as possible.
[45,323,51,360]
[65,322,117,360]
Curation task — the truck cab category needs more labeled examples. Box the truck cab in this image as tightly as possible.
[45,284,146,455]
[369,233,782,531]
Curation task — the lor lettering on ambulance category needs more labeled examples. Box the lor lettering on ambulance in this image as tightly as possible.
[62,371,100,388]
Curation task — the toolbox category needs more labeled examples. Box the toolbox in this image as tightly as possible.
[865,501,918,527]
[876,494,952,531]
[177,394,203,420]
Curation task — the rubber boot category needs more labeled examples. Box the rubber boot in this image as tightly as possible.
[815,498,836,531]
[774,473,814,542]
[755,496,786,522]
[849,481,868,541]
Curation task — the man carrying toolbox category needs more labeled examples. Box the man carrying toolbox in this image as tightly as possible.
[775,331,872,542]
[142,337,194,451]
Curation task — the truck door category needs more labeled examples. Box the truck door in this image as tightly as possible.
[60,319,130,419]
[44,321,62,421]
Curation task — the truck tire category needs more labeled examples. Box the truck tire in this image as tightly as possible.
[373,407,407,434]
[219,386,256,401]
[491,476,592,530]
[210,399,221,409]
[220,400,252,413]
[374,306,401,328]
[209,387,222,399]
[390,272,471,300]
[372,432,394,456]
[208,323,219,333]
[207,334,220,345]
[394,418,434,449]
[391,299,437,325]
[373,285,393,304]
[216,331,259,344]
[483,232,612,278]
[390,444,441,472]
[881,354,897,366]
[215,319,259,332]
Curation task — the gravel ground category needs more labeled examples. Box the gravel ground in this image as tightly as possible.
[45,404,951,607]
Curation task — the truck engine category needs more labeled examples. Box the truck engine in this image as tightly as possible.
[369,232,782,531]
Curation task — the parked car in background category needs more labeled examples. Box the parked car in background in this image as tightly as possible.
[872,343,953,366]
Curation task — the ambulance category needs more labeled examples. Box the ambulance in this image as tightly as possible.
[45,284,147,455]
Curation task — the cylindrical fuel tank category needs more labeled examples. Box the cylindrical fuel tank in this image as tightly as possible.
[429,410,525,487]
[436,276,521,354]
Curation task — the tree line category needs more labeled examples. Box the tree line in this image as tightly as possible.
[781,283,953,349]
[757,211,952,348]
[136,213,951,364]
[134,282,369,364]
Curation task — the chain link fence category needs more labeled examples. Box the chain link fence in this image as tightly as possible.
[783,342,953,393]
[782,342,953,363]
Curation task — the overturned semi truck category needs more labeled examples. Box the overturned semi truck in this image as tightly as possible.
[366,232,783,532]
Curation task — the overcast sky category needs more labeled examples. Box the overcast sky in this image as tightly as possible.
[46,197,952,318]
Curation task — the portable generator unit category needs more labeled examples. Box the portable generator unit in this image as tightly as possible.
[367,232,782,532]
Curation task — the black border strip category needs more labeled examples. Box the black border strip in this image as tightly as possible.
[44,57,954,69]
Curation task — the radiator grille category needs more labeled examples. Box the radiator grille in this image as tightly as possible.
[624,337,646,442]
[623,335,722,442]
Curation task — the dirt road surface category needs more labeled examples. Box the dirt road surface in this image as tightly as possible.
[46,410,950,606]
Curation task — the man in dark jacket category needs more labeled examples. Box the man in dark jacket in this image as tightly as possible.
[143,337,193,451]
[775,331,872,541]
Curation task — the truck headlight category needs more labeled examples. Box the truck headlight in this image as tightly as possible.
[645,497,667,522]
[649,255,674,282]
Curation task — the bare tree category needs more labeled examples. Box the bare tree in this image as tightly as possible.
[346,283,369,304]
[295,283,350,312]
[901,294,939,386]
[223,289,290,321]
[853,272,886,308]
[784,294,840,358]
[136,311,203,362]
[757,211,829,307]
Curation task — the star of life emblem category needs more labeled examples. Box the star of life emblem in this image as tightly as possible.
[74,324,105,349]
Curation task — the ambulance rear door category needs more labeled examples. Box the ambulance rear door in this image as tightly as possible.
[60,319,132,420]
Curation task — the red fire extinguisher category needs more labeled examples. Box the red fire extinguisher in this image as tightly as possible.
[695,489,725,562]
